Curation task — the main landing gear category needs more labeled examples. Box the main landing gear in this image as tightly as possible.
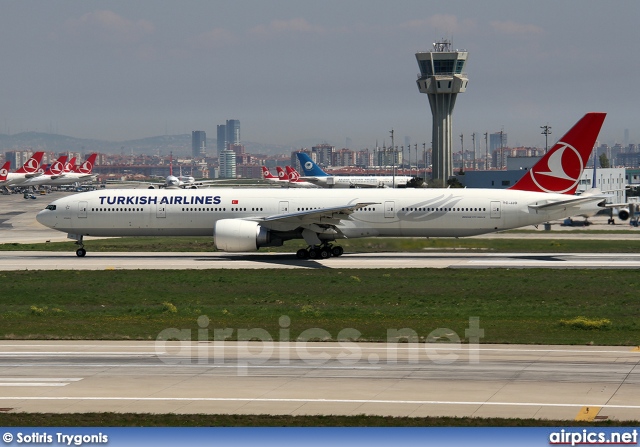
[296,243,344,260]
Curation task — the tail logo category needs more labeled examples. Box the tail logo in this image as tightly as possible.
[304,161,313,170]
[51,162,64,175]
[0,168,7,177]
[529,142,583,194]
[278,171,285,178]
[79,161,93,174]
[24,158,39,173]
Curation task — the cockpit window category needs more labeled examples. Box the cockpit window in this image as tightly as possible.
[45,205,56,211]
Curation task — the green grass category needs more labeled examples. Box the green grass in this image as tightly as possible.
[0,413,637,427]
[4,236,640,253]
[1,269,639,345]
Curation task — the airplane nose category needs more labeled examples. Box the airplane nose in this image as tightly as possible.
[36,207,54,228]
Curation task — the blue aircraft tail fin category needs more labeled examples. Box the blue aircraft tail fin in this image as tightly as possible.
[296,152,330,177]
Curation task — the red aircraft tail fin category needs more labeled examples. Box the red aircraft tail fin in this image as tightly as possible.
[509,113,606,194]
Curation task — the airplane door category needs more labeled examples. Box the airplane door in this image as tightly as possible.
[279,201,289,214]
[384,201,395,218]
[490,201,501,219]
[78,201,87,218]
[156,203,166,218]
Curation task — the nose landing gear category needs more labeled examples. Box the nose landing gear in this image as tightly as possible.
[69,234,86,257]
[296,243,344,259]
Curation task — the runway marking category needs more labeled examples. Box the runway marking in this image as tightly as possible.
[575,406,601,421]
[1,345,639,355]
[0,378,82,387]
[0,396,638,410]
[0,363,381,370]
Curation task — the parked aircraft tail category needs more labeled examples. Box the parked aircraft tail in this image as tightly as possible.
[296,152,330,177]
[15,152,44,174]
[45,156,68,176]
[0,161,10,181]
[285,166,301,182]
[64,157,77,173]
[75,154,97,174]
[276,166,289,181]
[261,166,278,180]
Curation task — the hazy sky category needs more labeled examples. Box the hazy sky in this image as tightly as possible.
[1,0,638,150]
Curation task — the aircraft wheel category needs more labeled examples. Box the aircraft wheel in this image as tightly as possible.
[76,248,87,257]
[319,247,331,259]
[296,249,309,259]
[308,248,319,259]
[331,246,344,257]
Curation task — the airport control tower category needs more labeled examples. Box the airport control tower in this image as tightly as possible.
[415,40,468,186]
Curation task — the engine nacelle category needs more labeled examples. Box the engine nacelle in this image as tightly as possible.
[214,219,271,252]
[618,208,630,221]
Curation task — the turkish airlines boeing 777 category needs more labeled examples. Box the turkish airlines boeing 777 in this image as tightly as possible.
[37,113,607,258]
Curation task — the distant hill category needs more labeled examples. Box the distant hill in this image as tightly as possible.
[0,132,297,157]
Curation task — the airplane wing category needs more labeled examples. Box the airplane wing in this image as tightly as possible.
[298,176,324,184]
[246,202,379,232]
[599,202,631,209]
[345,181,385,188]
[192,179,242,186]
[527,195,608,212]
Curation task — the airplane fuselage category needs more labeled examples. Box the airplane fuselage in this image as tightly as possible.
[37,187,575,241]
[308,175,414,188]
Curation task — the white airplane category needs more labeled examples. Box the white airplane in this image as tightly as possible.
[273,165,317,188]
[296,152,414,188]
[261,166,280,183]
[285,166,318,188]
[2,152,45,187]
[46,154,98,186]
[15,156,68,188]
[37,113,607,259]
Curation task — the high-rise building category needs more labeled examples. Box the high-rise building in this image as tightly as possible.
[312,144,335,166]
[216,120,240,157]
[226,119,240,146]
[216,125,226,156]
[191,131,206,158]
[219,149,236,179]
[415,40,469,186]
[4,150,33,170]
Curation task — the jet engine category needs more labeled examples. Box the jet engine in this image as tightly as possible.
[213,219,271,252]
[618,208,630,221]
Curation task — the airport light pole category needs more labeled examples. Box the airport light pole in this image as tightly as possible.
[484,132,488,169]
[541,124,552,154]
[471,132,476,170]
[423,142,428,181]
[390,129,395,187]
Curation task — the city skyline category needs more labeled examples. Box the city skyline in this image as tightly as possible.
[1,1,639,149]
